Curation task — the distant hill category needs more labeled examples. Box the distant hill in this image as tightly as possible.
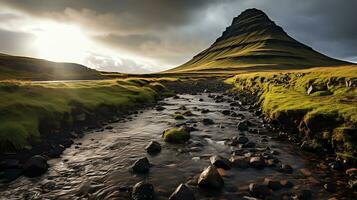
[168,8,351,73]
[0,53,102,80]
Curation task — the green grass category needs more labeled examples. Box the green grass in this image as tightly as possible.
[0,78,173,152]
[227,65,357,155]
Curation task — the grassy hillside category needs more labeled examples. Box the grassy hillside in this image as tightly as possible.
[167,9,350,73]
[0,78,175,152]
[227,65,357,156]
[0,53,102,80]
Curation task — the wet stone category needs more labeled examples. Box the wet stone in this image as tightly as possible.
[198,165,224,189]
[278,164,293,174]
[249,157,266,169]
[324,183,336,193]
[263,178,282,191]
[131,157,150,173]
[145,141,161,154]
[230,156,249,169]
[169,184,195,200]
[249,183,271,198]
[23,155,48,177]
[298,189,312,200]
[202,118,214,125]
[132,181,155,200]
[210,155,231,170]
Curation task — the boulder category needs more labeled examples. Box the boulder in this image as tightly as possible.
[210,155,231,170]
[23,155,48,177]
[163,127,190,143]
[132,181,155,200]
[169,184,195,200]
[145,141,161,154]
[237,120,249,131]
[198,165,224,189]
[131,157,150,173]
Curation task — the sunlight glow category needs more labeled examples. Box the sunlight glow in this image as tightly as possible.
[34,23,90,63]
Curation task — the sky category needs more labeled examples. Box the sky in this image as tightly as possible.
[0,0,356,74]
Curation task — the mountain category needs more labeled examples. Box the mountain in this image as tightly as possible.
[168,8,350,73]
[0,53,101,80]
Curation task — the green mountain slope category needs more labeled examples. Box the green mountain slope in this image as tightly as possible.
[0,53,101,80]
[168,8,351,73]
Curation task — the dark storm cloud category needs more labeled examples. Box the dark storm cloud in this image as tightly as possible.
[0,0,356,73]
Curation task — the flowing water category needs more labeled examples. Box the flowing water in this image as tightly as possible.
[0,93,353,199]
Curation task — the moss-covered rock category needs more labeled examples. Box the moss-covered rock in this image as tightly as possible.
[162,127,190,143]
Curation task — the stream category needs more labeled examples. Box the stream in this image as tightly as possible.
[0,93,354,199]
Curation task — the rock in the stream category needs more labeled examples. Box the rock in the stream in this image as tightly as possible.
[202,118,214,125]
[298,189,312,200]
[169,184,195,200]
[263,178,281,191]
[198,165,224,189]
[249,157,265,169]
[237,136,249,144]
[230,156,249,169]
[145,141,161,154]
[131,157,150,173]
[221,110,231,115]
[249,183,271,198]
[323,183,336,193]
[242,141,256,148]
[23,155,48,177]
[237,120,249,131]
[132,181,155,200]
[278,164,293,174]
[163,127,190,143]
[210,155,231,170]
[155,106,165,111]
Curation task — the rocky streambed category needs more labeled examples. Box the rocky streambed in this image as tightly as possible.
[0,91,356,199]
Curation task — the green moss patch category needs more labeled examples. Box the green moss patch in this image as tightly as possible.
[162,127,190,143]
[229,65,357,155]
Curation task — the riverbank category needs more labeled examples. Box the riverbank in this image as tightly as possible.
[226,65,357,159]
[0,78,232,182]
[0,78,176,161]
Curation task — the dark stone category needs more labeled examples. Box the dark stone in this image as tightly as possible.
[169,184,195,200]
[323,183,336,193]
[237,136,249,144]
[202,118,214,125]
[249,183,271,198]
[237,120,248,131]
[105,125,114,130]
[278,164,293,174]
[249,157,265,169]
[198,165,224,189]
[263,178,281,191]
[155,106,165,111]
[222,110,231,115]
[132,181,155,200]
[210,155,231,170]
[0,168,22,183]
[298,189,312,200]
[242,142,256,148]
[131,157,150,173]
[145,141,161,154]
[0,159,21,171]
[230,156,249,169]
[23,155,48,177]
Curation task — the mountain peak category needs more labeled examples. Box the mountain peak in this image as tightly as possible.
[216,8,286,43]
[168,9,349,73]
